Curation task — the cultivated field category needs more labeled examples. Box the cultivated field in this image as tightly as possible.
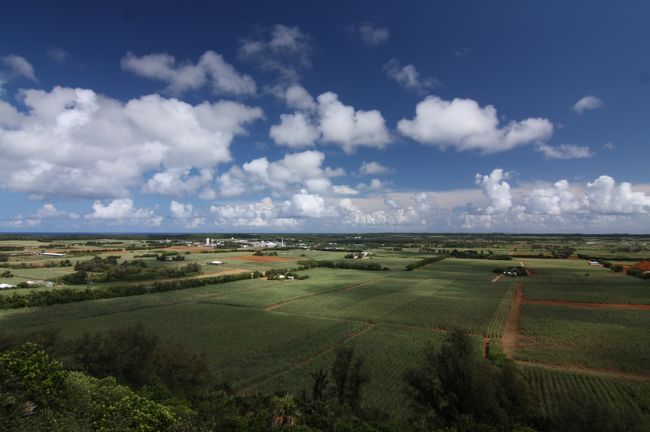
[1,235,649,421]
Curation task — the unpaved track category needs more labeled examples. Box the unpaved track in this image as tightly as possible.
[235,324,374,395]
[501,284,523,358]
[490,274,502,283]
[522,299,650,311]
[515,360,650,382]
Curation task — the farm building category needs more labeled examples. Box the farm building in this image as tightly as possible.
[207,260,224,266]
[588,260,603,266]
[0,283,16,289]
[41,252,67,257]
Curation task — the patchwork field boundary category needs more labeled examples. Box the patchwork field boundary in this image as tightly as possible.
[516,359,650,382]
[522,299,650,311]
[234,323,375,395]
[263,277,386,312]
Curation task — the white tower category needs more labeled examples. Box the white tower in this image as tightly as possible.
[205,237,210,246]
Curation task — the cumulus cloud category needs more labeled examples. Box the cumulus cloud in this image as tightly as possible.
[359,161,392,176]
[358,23,390,46]
[143,168,215,199]
[383,59,439,94]
[572,95,603,114]
[525,180,586,215]
[317,92,391,153]
[284,84,316,111]
[398,96,553,153]
[537,143,594,160]
[1,55,37,81]
[269,112,320,148]
[0,86,263,199]
[332,185,359,195]
[269,90,391,152]
[587,176,650,214]
[85,199,162,226]
[121,51,256,96]
[170,200,194,219]
[475,169,512,213]
[46,47,71,63]
[217,150,342,197]
[35,203,80,219]
[210,197,298,228]
[338,197,423,227]
[239,24,311,84]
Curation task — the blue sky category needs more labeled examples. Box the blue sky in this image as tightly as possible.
[1,0,649,232]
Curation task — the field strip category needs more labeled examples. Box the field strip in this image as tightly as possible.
[501,283,523,358]
[234,324,375,395]
[344,277,386,291]
[268,309,457,335]
[522,299,650,311]
[262,277,385,312]
[515,360,650,382]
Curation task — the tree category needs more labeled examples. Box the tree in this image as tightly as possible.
[404,329,531,430]
[330,347,369,412]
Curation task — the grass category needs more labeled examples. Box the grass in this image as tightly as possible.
[516,304,650,374]
[521,258,650,304]
[522,364,650,420]
[1,241,649,421]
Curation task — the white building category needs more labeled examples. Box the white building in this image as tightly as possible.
[208,260,224,266]
[0,283,16,289]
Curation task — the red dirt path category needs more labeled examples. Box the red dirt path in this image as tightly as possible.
[501,284,524,358]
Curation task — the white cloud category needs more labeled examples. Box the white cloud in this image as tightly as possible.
[121,51,256,96]
[383,59,439,94]
[398,96,553,153]
[0,100,22,127]
[290,192,327,217]
[325,167,346,177]
[358,24,390,46]
[46,47,70,63]
[170,200,194,219]
[218,150,335,197]
[525,180,586,215]
[587,176,650,214]
[85,199,162,226]
[359,161,392,176]
[332,185,359,195]
[284,84,316,111]
[210,197,298,228]
[338,197,424,227]
[0,86,263,199]
[239,24,311,83]
[537,143,594,160]
[317,92,391,153]
[476,169,512,213]
[269,112,320,148]
[572,95,603,114]
[270,90,391,153]
[143,168,215,198]
[34,203,80,219]
[1,55,37,81]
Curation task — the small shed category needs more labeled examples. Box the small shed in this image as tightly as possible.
[208,260,224,266]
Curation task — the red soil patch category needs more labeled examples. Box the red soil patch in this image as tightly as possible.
[628,260,650,272]
[522,299,650,311]
[227,255,298,263]
[501,284,523,359]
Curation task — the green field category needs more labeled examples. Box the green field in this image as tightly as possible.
[1,236,650,422]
